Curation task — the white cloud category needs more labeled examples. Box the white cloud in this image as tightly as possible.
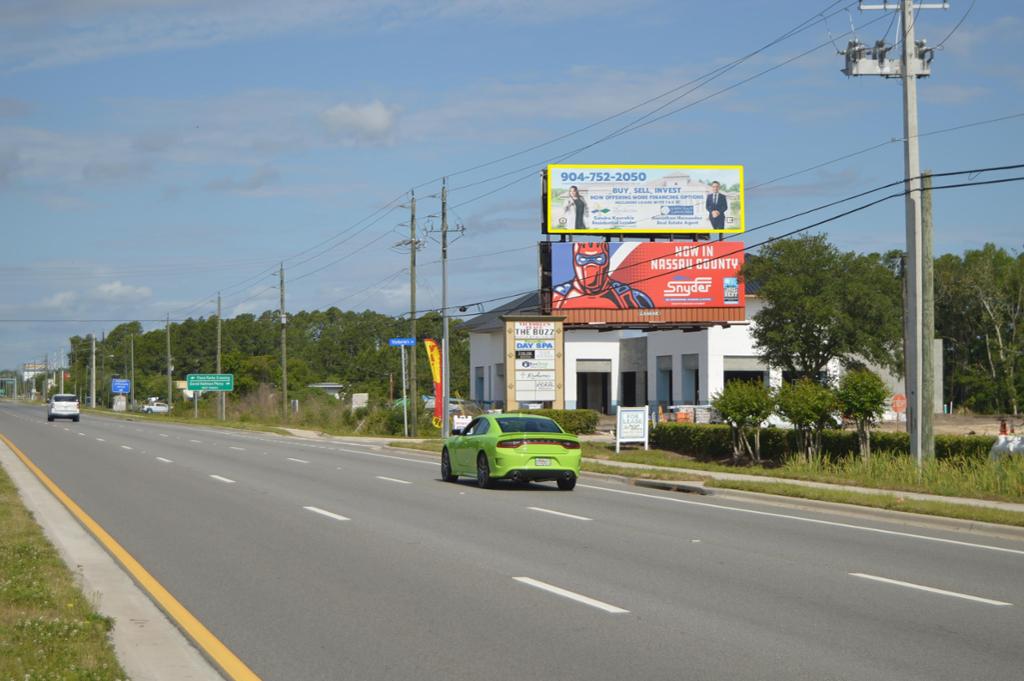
[94,281,152,302]
[0,1,646,72]
[40,290,78,309]
[320,101,397,146]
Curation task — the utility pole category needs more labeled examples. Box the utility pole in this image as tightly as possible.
[217,292,224,420]
[90,334,96,409]
[280,263,288,421]
[409,190,418,436]
[42,353,48,402]
[441,178,450,438]
[130,333,135,411]
[840,0,941,465]
[921,170,935,458]
[59,347,64,394]
[166,314,173,410]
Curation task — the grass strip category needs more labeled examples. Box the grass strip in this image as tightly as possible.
[80,407,292,436]
[706,479,1024,528]
[0,463,127,679]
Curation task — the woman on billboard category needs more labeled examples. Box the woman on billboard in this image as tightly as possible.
[560,185,590,230]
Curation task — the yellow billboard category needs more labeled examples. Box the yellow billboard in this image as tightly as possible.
[546,164,744,235]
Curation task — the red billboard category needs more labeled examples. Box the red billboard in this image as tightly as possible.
[543,241,745,325]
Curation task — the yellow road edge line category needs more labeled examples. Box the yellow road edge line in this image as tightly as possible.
[0,431,261,681]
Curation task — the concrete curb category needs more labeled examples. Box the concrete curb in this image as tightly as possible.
[0,437,224,681]
[710,485,1024,543]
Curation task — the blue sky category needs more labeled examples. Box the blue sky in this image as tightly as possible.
[2,0,1022,370]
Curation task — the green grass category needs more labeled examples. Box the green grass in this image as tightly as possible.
[707,479,1024,528]
[0,465,127,679]
[389,440,443,453]
[584,442,1024,504]
[82,407,292,436]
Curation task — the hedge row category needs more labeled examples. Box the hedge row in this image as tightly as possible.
[651,423,997,462]
[523,409,600,434]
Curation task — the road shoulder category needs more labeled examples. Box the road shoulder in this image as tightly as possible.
[0,436,224,681]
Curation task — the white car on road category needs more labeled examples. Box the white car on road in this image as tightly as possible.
[47,394,80,422]
[142,402,170,414]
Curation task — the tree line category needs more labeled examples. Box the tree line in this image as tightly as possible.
[63,309,469,409]
[743,235,1022,416]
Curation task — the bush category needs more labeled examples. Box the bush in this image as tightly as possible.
[523,408,600,434]
[711,380,775,462]
[652,422,998,464]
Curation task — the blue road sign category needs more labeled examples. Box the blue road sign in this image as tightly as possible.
[111,378,131,394]
[389,337,416,347]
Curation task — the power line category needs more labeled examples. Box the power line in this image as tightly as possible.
[410,0,853,192]
[935,0,976,49]
[407,165,1024,319]
[449,11,893,210]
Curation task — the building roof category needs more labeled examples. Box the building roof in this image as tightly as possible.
[462,291,541,333]
[463,277,759,335]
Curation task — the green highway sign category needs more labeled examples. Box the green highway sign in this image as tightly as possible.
[186,373,234,392]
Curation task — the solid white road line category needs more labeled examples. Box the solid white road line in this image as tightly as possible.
[303,506,350,522]
[849,573,1012,607]
[229,446,245,451]
[120,445,132,450]
[513,577,629,614]
[156,457,173,464]
[376,476,412,485]
[209,475,235,484]
[189,439,201,444]
[286,457,309,464]
[528,506,591,521]
[577,483,1024,557]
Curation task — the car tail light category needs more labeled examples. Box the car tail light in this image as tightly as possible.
[561,441,581,449]
[497,439,525,448]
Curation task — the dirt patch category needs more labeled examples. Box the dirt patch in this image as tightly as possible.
[876,413,1024,436]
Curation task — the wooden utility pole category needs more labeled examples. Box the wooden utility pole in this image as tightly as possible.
[90,333,96,409]
[440,177,450,438]
[280,263,288,421]
[409,190,418,436]
[130,333,135,411]
[166,314,172,410]
[217,292,224,420]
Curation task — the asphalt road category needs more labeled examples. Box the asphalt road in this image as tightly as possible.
[2,401,1023,681]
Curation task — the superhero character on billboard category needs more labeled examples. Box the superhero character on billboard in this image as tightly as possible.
[552,242,654,309]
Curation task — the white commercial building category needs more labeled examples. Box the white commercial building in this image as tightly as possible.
[465,292,941,416]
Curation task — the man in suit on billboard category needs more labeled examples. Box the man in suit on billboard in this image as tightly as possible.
[705,181,728,230]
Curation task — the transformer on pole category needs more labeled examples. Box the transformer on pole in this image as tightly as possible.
[839,1,947,465]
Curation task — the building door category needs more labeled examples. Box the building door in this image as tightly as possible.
[656,355,673,407]
[621,372,637,407]
[576,359,612,414]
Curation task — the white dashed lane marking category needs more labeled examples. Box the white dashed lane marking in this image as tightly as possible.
[376,476,412,485]
[513,577,629,614]
[209,475,235,484]
[304,506,350,522]
[849,573,1012,607]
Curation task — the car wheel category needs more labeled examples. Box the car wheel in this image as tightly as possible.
[72,416,80,422]
[557,474,577,491]
[441,448,458,482]
[47,416,54,422]
[476,453,494,489]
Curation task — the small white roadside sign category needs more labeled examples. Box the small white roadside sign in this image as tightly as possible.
[616,405,649,453]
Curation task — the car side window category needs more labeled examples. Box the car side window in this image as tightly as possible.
[475,419,490,435]
[463,418,481,436]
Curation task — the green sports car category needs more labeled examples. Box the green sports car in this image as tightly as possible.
[441,413,582,490]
